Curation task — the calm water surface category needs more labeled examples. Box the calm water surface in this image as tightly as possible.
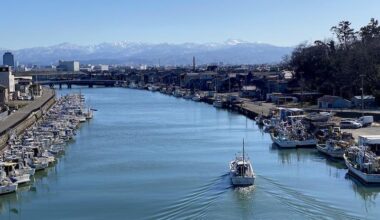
[1,87,380,219]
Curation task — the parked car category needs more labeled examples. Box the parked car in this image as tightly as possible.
[357,116,374,127]
[340,120,362,129]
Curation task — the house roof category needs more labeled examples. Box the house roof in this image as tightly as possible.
[242,86,257,91]
[318,95,347,103]
[353,95,375,100]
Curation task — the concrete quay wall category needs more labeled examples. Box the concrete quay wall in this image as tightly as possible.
[0,88,56,150]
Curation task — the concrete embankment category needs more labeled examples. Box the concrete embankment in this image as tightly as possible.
[0,88,56,150]
[202,96,273,119]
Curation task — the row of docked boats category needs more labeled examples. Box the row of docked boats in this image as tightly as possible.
[124,82,242,109]
[0,94,93,196]
[125,82,206,102]
[259,107,380,184]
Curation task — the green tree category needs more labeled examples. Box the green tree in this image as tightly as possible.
[330,21,357,49]
[360,18,380,43]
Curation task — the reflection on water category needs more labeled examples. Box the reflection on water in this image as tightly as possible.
[0,165,56,217]
[346,173,380,206]
[270,143,316,165]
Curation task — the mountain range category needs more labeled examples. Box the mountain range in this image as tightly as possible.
[0,40,293,66]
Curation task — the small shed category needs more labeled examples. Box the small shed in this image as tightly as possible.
[318,95,351,109]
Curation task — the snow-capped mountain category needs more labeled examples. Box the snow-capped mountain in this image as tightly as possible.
[0,40,293,65]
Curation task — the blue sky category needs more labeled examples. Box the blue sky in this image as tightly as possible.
[1,0,380,49]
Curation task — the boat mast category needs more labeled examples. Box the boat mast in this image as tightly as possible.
[243,138,245,164]
[242,138,245,176]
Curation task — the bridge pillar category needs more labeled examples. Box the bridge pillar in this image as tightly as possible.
[89,84,93,88]
[59,84,62,89]
[49,83,54,89]
[67,84,72,89]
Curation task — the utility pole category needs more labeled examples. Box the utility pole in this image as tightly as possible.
[300,71,304,108]
[360,74,365,116]
[229,76,231,93]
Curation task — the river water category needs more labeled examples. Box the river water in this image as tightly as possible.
[1,87,380,219]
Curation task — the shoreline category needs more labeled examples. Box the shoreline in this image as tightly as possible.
[128,86,380,143]
[0,88,56,151]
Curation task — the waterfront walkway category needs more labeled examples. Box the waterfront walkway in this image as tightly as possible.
[0,88,55,136]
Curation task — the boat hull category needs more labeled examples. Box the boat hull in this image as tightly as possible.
[12,174,31,184]
[316,144,344,159]
[344,154,380,184]
[213,102,223,108]
[230,173,255,186]
[0,184,17,195]
[271,133,316,148]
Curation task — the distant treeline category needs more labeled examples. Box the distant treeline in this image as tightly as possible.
[286,18,380,102]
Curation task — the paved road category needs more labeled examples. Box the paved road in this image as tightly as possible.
[0,89,55,135]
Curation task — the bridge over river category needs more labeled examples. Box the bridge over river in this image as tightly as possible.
[36,79,122,88]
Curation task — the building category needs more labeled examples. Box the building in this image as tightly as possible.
[239,85,259,98]
[29,84,42,97]
[0,85,8,106]
[0,66,15,93]
[351,95,377,109]
[318,95,351,109]
[57,60,80,72]
[3,52,15,67]
[94,64,109,72]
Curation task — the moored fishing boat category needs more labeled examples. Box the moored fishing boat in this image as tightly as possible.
[317,140,350,159]
[344,135,380,184]
[271,120,317,148]
[229,140,255,186]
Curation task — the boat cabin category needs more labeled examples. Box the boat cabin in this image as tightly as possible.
[358,135,380,155]
[279,108,304,121]
[0,162,17,176]
[235,161,250,176]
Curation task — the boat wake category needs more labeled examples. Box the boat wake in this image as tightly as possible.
[258,175,361,219]
[151,173,231,220]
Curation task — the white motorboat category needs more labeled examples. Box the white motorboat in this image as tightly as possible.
[1,162,30,184]
[183,93,193,100]
[192,94,201,102]
[85,108,93,119]
[229,140,255,186]
[79,116,87,123]
[213,98,223,108]
[0,171,17,195]
[317,140,349,159]
[271,133,317,148]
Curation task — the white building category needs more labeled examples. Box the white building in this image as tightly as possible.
[0,66,15,93]
[94,64,109,72]
[57,60,80,72]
